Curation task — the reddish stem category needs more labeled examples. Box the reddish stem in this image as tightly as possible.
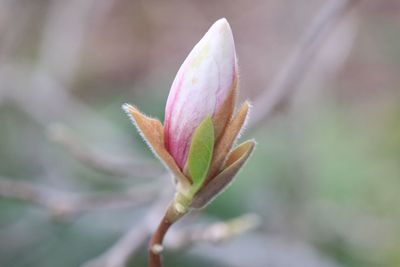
[148,215,172,267]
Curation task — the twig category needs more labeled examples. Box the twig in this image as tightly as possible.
[250,0,359,127]
[165,214,261,250]
[82,202,260,267]
[147,192,192,267]
[48,123,163,178]
[149,214,173,267]
[35,0,96,85]
[0,177,161,219]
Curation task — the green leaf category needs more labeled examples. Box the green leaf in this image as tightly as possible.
[188,116,215,194]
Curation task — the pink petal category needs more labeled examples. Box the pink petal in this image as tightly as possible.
[164,18,238,169]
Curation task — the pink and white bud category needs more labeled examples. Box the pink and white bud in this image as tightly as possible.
[164,18,238,169]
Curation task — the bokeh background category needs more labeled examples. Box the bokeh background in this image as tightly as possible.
[1,0,400,267]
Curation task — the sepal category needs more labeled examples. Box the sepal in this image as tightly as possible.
[122,104,190,189]
[191,139,255,209]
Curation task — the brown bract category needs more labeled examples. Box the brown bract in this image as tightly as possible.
[123,104,190,188]
[123,101,254,207]
[207,100,250,183]
[191,140,255,208]
[212,77,237,142]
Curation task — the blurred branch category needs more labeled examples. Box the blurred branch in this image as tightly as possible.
[166,214,261,250]
[250,0,359,127]
[35,0,119,85]
[83,209,259,267]
[82,189,173,267]
[0,0,159,181]
[0,0,138,152]
[48,123,163,178]
[0,176,162,219]
[36,0,95,84]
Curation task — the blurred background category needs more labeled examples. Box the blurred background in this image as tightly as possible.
[0,0,400,267]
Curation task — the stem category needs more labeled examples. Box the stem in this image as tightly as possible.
[148,193,190,267]
[148,215,172,267]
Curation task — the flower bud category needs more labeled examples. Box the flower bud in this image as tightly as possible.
[164,18,238,170]
[123,18,254,206]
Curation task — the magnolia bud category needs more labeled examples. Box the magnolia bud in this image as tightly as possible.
[164,18,238,169]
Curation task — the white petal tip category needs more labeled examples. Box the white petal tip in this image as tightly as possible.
[215,18,229,26]
[211,18,231,34]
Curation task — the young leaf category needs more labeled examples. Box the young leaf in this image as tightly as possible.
[188,116,214,194]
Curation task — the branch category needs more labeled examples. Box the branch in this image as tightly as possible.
[165,214,261,250]
[82,189,173,267]
[250,0,359,128]
[148,213,173,267]
[0,177,161,219]
[47,123,163,178]
[82,210,260,267]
